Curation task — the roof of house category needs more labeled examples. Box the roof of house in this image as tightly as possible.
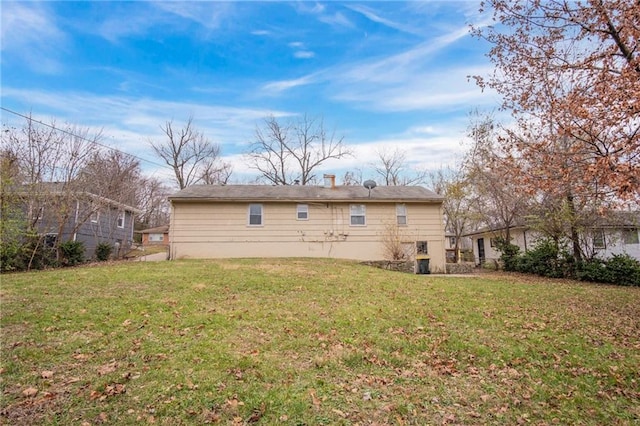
[169,184,444,203]
[139,225,169,234]
[14,182,142,214]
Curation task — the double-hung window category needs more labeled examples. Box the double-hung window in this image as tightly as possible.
[297,204,308,220]
[350,204,366,226]
[622,228,639,245]
[396,203,407,225]
[248,204,263,226]
[117,211,125,228]
[593,229,606,249]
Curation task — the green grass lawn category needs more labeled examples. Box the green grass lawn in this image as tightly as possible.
[1,259,639,425]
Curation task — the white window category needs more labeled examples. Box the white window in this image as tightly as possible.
[149,233,164,242]
[449,236,457,247]
[622,228,639,245]
[248,204,263,226]
[396,204,407,225]
[90,211,99,223]
[593,229,606,249]
[416,241,428,255]
[350,204,366,226]
[297,204,308,220]
[117,211,125,228]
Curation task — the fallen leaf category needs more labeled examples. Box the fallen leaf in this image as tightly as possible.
[22,387,38,397]
[41,370,54,379]
[309,389,321,408]
[98,361,118,376]
[246,402,266,423]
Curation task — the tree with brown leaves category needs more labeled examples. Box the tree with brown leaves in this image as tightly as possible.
[473,0,640,203]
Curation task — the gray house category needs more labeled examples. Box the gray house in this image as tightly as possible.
[20,183,140,259]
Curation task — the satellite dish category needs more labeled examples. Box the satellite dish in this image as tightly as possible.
[363,180,377,190]
[363,180,377,198]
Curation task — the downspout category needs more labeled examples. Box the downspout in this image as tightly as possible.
[523,229,527,252]
[72,200,80,241]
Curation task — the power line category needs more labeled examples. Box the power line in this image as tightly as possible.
[1,106,171,171]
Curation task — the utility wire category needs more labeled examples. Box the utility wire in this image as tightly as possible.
[1,106,171,171]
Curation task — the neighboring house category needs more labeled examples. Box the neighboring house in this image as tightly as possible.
[466,214,640,265]
[168,177,446,273]
[465,225,542,266]
[444,233,473,263]
[17,183,140,259]
[140,225,170,247]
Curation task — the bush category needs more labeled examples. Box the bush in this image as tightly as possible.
[578,255,640,286]
[515,239,568,278]
[5,232,58,271]
[95,242,113,261]
[59,240,85,266]
[493,237,520,272]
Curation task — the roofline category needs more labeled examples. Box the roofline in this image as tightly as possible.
[169,196,444,204]
[12,189,143,214]
[463,225,528,237]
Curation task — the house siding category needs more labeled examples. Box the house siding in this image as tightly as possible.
[35,202,134,259]
[170,201,446,272]
[469,227,640,264]
[75,208,134,258]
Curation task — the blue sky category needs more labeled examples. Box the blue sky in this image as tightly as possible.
[1,1,499,184]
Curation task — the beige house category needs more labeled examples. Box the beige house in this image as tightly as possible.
[168,179,446,273]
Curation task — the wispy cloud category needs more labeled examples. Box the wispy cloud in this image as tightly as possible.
[345,4,422,36]
[294,51,315,59]
[262,73,322,93]
[152,2,234,31]
[262,23,486,112]
[0,2,66,73]
[1,87,293,157]
[288,41,315,59]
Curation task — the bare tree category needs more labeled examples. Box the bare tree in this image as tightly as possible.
[246,115,351,185]
[429,167,474,263]
[342,169,363,186]
[150,117,228,189]
[200,158,233,185]
[372,147,427,186]
[136,176,171,229]
[1,116,103,268]
[462,114,530,243]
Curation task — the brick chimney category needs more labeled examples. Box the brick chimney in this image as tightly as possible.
[323,174,336,189]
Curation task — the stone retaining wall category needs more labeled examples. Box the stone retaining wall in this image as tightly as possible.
[445,262,475,274]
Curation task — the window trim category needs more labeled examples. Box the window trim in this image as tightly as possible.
[297,204,309,221]
[622,228,639,245]
[593,229,606,249]
[396,203,407,225]
[350,204,366,226]
[416,241,428,255]
[248,204,263,226]
[117,211,125,228]
[90,211,99,223]
[148,233,164,242]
